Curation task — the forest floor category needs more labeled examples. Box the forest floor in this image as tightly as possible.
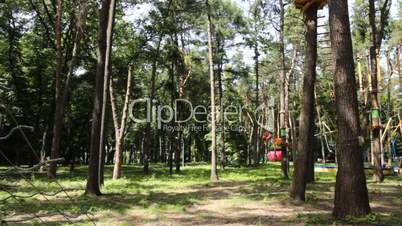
[0,163,401,226]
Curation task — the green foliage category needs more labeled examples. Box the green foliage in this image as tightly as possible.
[388,1,402,46]
[1,0,398,169]
[351,0,371,50]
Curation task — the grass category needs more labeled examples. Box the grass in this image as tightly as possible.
[0,163,401,225]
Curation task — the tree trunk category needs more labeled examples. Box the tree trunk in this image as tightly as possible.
[316,91,326,164]
[86,0,115,195]
[39,127,48,173]
[397,44,401,116]
[169,7,182,173]
[206,0,218,182]
[176,129,181,172]
[168,135,173,174]
[328,0,371,217]
[289,112,297,163]
[218,54,225,170]
[49,0,87,178]
[306,144,315,183]
[368,0,384,183]
[386,49,393,166]
[278,0,288,179]
[48,0,64,179]
[167,48,175,175]
[111,67,133,180]
[254,40,260,165]
[289,6,317,201]
[143,37,163,174]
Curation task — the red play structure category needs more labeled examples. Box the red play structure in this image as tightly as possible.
[265,136,283,161]
[268,150,283,161]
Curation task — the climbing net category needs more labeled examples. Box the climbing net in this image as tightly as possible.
[0,105,97,225]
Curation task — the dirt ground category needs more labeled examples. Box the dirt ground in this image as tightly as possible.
[2,166,401,226]
[69,180,400,225]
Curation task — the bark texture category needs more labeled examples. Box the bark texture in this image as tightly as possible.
[111,67,133,180]
[278,0,288,179]
[206,0,218,182]
[49,0,87,178]
[368,0,384,182]
[48,0,64,179]
[86,0,114,195]
[290,6,317,201]
[328,0,371,217]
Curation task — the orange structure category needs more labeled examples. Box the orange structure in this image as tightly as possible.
[294,0,327,12]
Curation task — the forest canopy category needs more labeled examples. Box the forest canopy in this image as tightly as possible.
[0,0,401,225]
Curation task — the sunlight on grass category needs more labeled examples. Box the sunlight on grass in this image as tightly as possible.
[1,163,401,225]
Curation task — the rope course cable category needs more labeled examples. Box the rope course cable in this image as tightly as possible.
[0,150,75,225]
[0,125,34,141]
[0,188,68,202]
[0,187,46,225]
[1,106,40,160]
[1,211,88,225]
[0,157,64,175]
[0,104,97,225]
[0,151,97,225]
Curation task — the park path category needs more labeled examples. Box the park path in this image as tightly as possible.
[96,180,401,225]
[98,180,331,225]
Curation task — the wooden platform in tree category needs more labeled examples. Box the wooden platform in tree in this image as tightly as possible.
[294,0,327,11]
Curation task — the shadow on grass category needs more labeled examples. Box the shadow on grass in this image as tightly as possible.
[294,212,402,226]
[1,163,401,225]
[0,164,287,221]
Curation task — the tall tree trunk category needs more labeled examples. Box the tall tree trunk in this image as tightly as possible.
[218,53,225,170]
[206,0,218,182]
[289,112,297,163]
[48,0,64,179]
[143,36,162,174]
[305,142,315,183]
[328,0,371,217]
[96,0,115,182]
[254,40,260,165]
[385,49,392,121]
[386,49,393,166]
[111,67,133,180]
[289,5,317,201]
[162,133,166,163]
[278,0,288,179]
[398,44,401,115]
[49,0,87,178]
[368,0,384,182]
[315,90,326,164]
[99,0,116,183]
[39,127,48,172]
[252,2,261,166]
[176,129,181,172]
[168,56,175,175]
[357,53,371,163]
[173,34,181,173]
[86,0,115,195]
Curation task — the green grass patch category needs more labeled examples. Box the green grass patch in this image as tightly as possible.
[0,163,401,225]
